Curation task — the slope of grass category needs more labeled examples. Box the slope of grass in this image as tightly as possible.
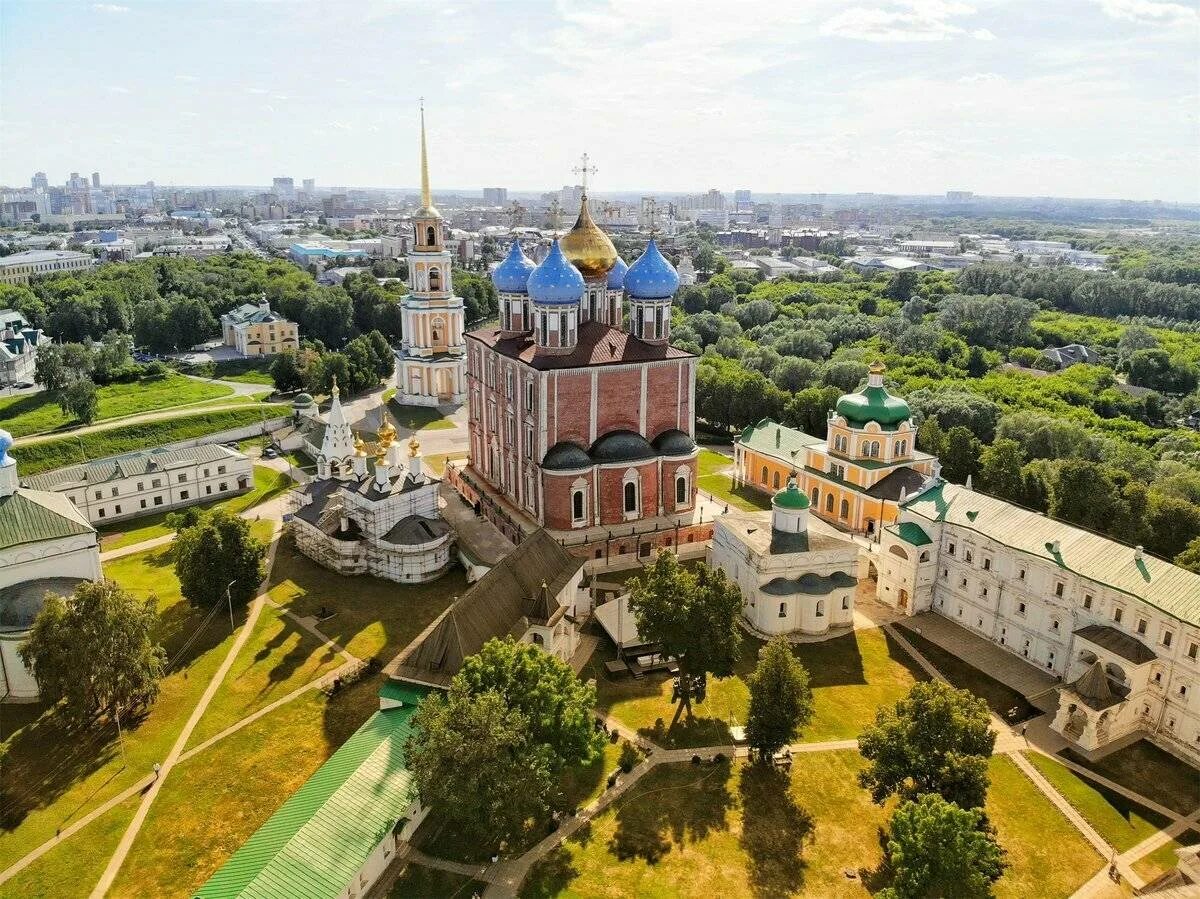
[1062,741,1200,816]
[10,406,288,476]
[211,357,274,386]
[697,473,772,512]
[388,401,456,430]
[0,373,232,437]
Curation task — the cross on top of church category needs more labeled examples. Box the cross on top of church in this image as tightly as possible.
[644,197,659,237]
[572,152,597,197]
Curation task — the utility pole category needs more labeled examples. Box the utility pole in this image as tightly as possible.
[225,579,237,633]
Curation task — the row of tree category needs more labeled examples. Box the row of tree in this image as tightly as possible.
[267,329,394,395]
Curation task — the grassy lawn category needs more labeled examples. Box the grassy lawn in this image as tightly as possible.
[697,473,772,513]
[424,451,467,477]
[0,373,232,438]
[897,626,1038,723]
[388,864,487,898]
[1024,751,1173,852]
[0,541,250,871]
[98,465,292,551]
[587,626,927,748]
[696,448,731,477]
[211,357,275,386]
[10,406,289,476]
[986,755,1104,899]
[389,400,456,431]
[264,535,466,663]
[1062,741,1200,816]
[1131,829,1199,883]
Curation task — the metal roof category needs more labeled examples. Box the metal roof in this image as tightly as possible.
[903,482,1200,625]
[22,443,245,492]
[0,489,94,551]
[737,418,823,468]
[193,699,427,899]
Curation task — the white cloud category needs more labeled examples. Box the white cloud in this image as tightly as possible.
[972,28,996,40]
[92,3,130,12]
[821,0,984,42]
[1097,0,1198,25]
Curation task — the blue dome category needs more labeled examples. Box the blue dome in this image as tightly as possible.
[624,239,679,300]
[607,256,628,290]
[491,239,536,293]
[527,240,584,306]
[0,429,12,465]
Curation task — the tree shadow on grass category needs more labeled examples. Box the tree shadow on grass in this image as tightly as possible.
[608,759,735,863]
[521,845,581,899]
[639,714,734,749]
[858,826,894,893]
[738,763,815,898]
[792,631,868,689]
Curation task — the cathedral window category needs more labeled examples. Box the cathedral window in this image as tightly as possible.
[622,473,639,516]
[825,493,834,513]
[761,465,768,484]
[572,489,586,523]
[425,225,436,246]
[811,487,819,506]
[525,381,534,411]
[773,471,780,489]
[675,471,688,506]
[840,498,849,519]
[778,602,787,618]
[816,600,825,617]
[429,268,441,292]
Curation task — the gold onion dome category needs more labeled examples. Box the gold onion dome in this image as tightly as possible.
[377,418,397,448]
[560,195,618,280]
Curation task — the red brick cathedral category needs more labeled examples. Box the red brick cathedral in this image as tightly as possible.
[464,189,698,538]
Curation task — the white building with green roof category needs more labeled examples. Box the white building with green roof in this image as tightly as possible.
[879,479,1200,763]
[0,430,102,700]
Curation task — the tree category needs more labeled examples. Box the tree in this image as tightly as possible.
[940,426,982,485]
[880,794,1006,899]
[406,685,554,849]
[627,552,742,724]
[978,438,1025,503]
[908,390,1001,443]
[60,377,99,424]
[1049,460,1125,536]
[822,360,869,391]
[456,637,603,770]
[885,270,919,302]
[1144,494,1200,561]
[858,680,995,809]
[745,637,813,758]
[173,510,266,609]
[966,345,989,378]
[270,349,304,392]
[916,415,946,458]
[20,581,166,725]
[770,357,821,392]
[1176,536,1200,574]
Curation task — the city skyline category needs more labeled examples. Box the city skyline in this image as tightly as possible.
[2,0,1198,202]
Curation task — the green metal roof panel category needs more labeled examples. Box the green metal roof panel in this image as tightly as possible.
[737,419,823,467]
[835,384,912,428]
[903,482,1200,624]
[378,679,432,706]
[0,490,94,551]
[889,522,932,546]
[194,706,420,899]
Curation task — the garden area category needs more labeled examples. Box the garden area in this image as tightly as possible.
[0,372,234,438]
[210,357,275,386]
[521,752,1101,899]
[388,399,457,431]
[585,625,928,748]
[695,448,771,513]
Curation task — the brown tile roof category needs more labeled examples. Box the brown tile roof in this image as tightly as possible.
[465,321,693,370]
[384,529,583,688]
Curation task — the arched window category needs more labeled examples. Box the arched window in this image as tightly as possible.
[889,545,909,560]
[816,600,825,617]
[919,550,930,562]
[840,498,849,519]
[624,480,638,514]
[825,493,834,513]
[772,471,780,489]
[425,225,436,246]
[761,465,769,485]
[676,473,687,505]
[810,487,819,506]
[778,602,787,618]
[531,632,544,646]
[431,316,444,343]
[896,439,907,456]
[429,268,441,292]
[868,441,880,458]
[572,489,585,522]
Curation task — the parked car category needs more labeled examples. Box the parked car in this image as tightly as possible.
[263,447,278,459]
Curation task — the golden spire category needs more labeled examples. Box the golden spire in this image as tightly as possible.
[418,98,438,217]
[561,152,617,280]
[353,433,367,457]
[408,434,421,458]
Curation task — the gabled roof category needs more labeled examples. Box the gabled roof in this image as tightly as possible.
[194,701,426,899]
[1067,660,1123,711]
[385,529,582,688]
[22,443,245,492]
[888,521,932,547]
[737,418,823,467]
[902,482,1200,625]
[865,467,928,501]
[1074,624,1157,665]
[466,321,693,371]
[0,489,94,551]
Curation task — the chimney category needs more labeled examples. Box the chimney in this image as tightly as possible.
[1134,545,1144,561]
[1051,540,1061,555]
[775,427,781,448]
[965,474,973,490]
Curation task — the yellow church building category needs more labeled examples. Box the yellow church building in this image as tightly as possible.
[733,363,937,536]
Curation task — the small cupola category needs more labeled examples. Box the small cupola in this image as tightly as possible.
[772,475,810,535]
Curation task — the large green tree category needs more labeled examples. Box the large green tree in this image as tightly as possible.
[880,794,1006,899]
[978,438,1025,503]
[745,637,814,758]
[627,552,743,724]
[858,680,995,809]
[405,686,554,849]
[20,581,166,725]
[940,426,982,486]
[456,637,603,770]
[173,509,266,609]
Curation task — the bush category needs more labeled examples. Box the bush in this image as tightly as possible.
[618,741,642,773]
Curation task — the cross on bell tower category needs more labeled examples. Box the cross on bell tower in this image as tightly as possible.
[572,152,598,199]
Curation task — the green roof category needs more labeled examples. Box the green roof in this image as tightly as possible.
[835,385,911,430]
[378,679,431,706]
[903,482,1200,625]
[194,699,427,899]
[888,522,932,547]
[773,482,810,509]
[0,489,94,551]
[738,418,823,467]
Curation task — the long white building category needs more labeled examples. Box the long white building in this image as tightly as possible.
[0,250,93,285]
[877,481,1200,763]
[21,443,254,525]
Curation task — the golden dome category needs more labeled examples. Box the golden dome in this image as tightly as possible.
[353,434,367,457]
[560,195,618,281]
[377,418,397,449]
[408,434,421,458]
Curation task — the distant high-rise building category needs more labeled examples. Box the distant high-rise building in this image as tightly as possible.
[734,189,751,205]
[946,190,974,203]
[31,172,48,191]
[482,187,508,206]
[272,177,295,200]
[560,184,583,211]
[704,188,725,210]
[302,178,315,194]
[91,172,101,188]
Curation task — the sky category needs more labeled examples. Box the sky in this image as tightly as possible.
[1,0,1198,201]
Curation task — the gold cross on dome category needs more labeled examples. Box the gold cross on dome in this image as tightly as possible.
[572,152,597,196]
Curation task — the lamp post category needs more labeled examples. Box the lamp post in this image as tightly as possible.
[225,579,237,633]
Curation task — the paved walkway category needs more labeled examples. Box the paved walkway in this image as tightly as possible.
[88,517,284,897]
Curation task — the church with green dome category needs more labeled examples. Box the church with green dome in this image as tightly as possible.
[733,362,938,536]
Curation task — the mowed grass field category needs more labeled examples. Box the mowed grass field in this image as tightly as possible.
[0,373,233,437]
